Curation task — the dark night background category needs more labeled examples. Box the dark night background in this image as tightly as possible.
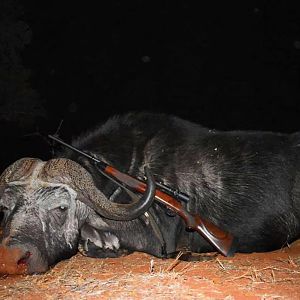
[0,1,299,172]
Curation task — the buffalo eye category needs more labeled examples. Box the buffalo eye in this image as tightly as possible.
[59,206,68,211]
[53,205,69,213]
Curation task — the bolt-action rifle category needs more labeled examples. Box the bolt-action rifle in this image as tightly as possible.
[49,134,236,257]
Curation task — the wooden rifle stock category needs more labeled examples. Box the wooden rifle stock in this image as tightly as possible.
[104,166,236,257]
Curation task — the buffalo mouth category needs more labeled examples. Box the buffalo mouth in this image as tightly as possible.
[17,250,32,266]
[0,244,49,275]
[0,246,29,275]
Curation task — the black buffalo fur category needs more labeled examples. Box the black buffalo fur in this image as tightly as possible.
[62,112,300,258]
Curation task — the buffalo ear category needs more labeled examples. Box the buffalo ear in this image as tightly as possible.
[78,222,131,258]
[78,223,104,256]
[78,211,112,255]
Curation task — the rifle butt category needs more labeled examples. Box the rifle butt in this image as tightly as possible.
[193,216,237,257]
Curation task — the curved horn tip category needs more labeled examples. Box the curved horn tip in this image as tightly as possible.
[81,166,157,221]
[118,166,156,221]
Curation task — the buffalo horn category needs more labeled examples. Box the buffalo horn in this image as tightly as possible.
[40,158,156,221]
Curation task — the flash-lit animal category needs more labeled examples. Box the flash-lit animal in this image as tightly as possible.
[1,112,300,274]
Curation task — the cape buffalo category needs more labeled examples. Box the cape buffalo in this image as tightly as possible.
[1,112,300,274]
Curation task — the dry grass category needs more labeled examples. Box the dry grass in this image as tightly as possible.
[1,249,300,299]
[225,266,300,283]
[0,254,203,300]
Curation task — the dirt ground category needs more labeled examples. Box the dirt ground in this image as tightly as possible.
[1,240,300,300]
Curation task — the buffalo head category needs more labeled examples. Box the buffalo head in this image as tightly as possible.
[0,157,155,274]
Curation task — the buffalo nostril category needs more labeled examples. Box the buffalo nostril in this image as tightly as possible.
[17,251,31,265]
